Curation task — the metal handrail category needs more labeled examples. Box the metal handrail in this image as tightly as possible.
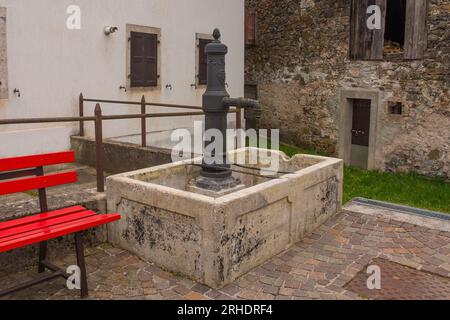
[0,112,215,125]
[1,97,243,193]
[78,93,240,147]
[83,97,203,110]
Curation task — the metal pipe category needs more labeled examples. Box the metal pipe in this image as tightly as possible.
[101,112,206,120]
[141,95,147,147]
[83,98,202,110]
[236,107,242,149]
[0,111,239,126]
[83,98,141,105]
[236,107,242,131]
[0,116,96,125]
[222,97,260,110]
[79,93,84,136]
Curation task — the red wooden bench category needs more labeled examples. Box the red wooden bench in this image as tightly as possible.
[0,151,120,298]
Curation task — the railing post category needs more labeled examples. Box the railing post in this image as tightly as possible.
[236,107,242,148]
[94,104,105,193]
[79,93,84,137]
[236,107,242,130]
[141,95,147,148]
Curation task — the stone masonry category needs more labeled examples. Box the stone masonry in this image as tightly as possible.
[245,0,450,179]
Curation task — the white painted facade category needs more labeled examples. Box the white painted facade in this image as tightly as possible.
[0,0,245,157]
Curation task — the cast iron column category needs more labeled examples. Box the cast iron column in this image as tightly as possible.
[196,29,260,192]
[196,29,238,191]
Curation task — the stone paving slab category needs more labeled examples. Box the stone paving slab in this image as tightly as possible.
[1,206,449,300]
[345,257,450,300]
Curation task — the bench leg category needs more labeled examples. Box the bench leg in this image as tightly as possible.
[38,241,48,273]
[74,232,88,298]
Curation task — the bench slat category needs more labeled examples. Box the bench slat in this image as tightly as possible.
[0,214,121,253]
[0,210,97,240]
[0,171,77,196]
[0,206,86,232]
[0,152,75,173]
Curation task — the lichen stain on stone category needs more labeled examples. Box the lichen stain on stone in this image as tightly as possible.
[143,206,200,253]
[132,216,146,246]
[121,228,130,241]
[120,215,145,246]
[118,199,202,260]
[223,218,266,268]
[314,176,338,222]
[214,256,225,282]
[194,252,201,272]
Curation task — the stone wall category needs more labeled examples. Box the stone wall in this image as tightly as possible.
[245,0,450,179]
[71,136,173,174]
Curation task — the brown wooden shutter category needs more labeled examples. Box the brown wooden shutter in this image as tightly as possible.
[350,0,386,60]
[198,38,212,85]
[404,0,428,60]
[245,12,256,46]
[143,33,158,87]
[130,32,158,87]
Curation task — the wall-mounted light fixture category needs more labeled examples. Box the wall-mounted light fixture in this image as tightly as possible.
[104,26,118,36]
[13,88,21,97]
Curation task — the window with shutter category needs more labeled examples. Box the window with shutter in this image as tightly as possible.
[198,38,212,86]
[245,11,257,47]
[404,0,428,59]
[0,7,8,99]
[384,0,407,55]
[350,0,428,61]
[130,31,158,88]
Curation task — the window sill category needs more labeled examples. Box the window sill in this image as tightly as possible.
[350,56,424,63]
[383,52,406,62]
[128,85,161,92]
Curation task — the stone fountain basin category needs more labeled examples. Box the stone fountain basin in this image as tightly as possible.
[106,148,343,289]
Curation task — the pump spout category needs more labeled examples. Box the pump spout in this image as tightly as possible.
[222,97,260,110]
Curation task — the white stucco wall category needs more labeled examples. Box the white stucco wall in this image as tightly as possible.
[0,0,244,157]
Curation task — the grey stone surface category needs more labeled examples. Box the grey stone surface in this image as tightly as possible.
[71,136,173,174]
[106,148,344,288]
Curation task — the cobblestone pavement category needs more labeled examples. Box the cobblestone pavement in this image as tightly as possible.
[1,208,449,300]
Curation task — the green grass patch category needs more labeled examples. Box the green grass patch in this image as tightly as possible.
[275,143,450,214]
[343,166,450,214]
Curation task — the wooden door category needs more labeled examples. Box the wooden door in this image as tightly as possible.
[351,99,371,147]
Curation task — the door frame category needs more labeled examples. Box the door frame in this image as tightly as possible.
[338,88,383,170]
